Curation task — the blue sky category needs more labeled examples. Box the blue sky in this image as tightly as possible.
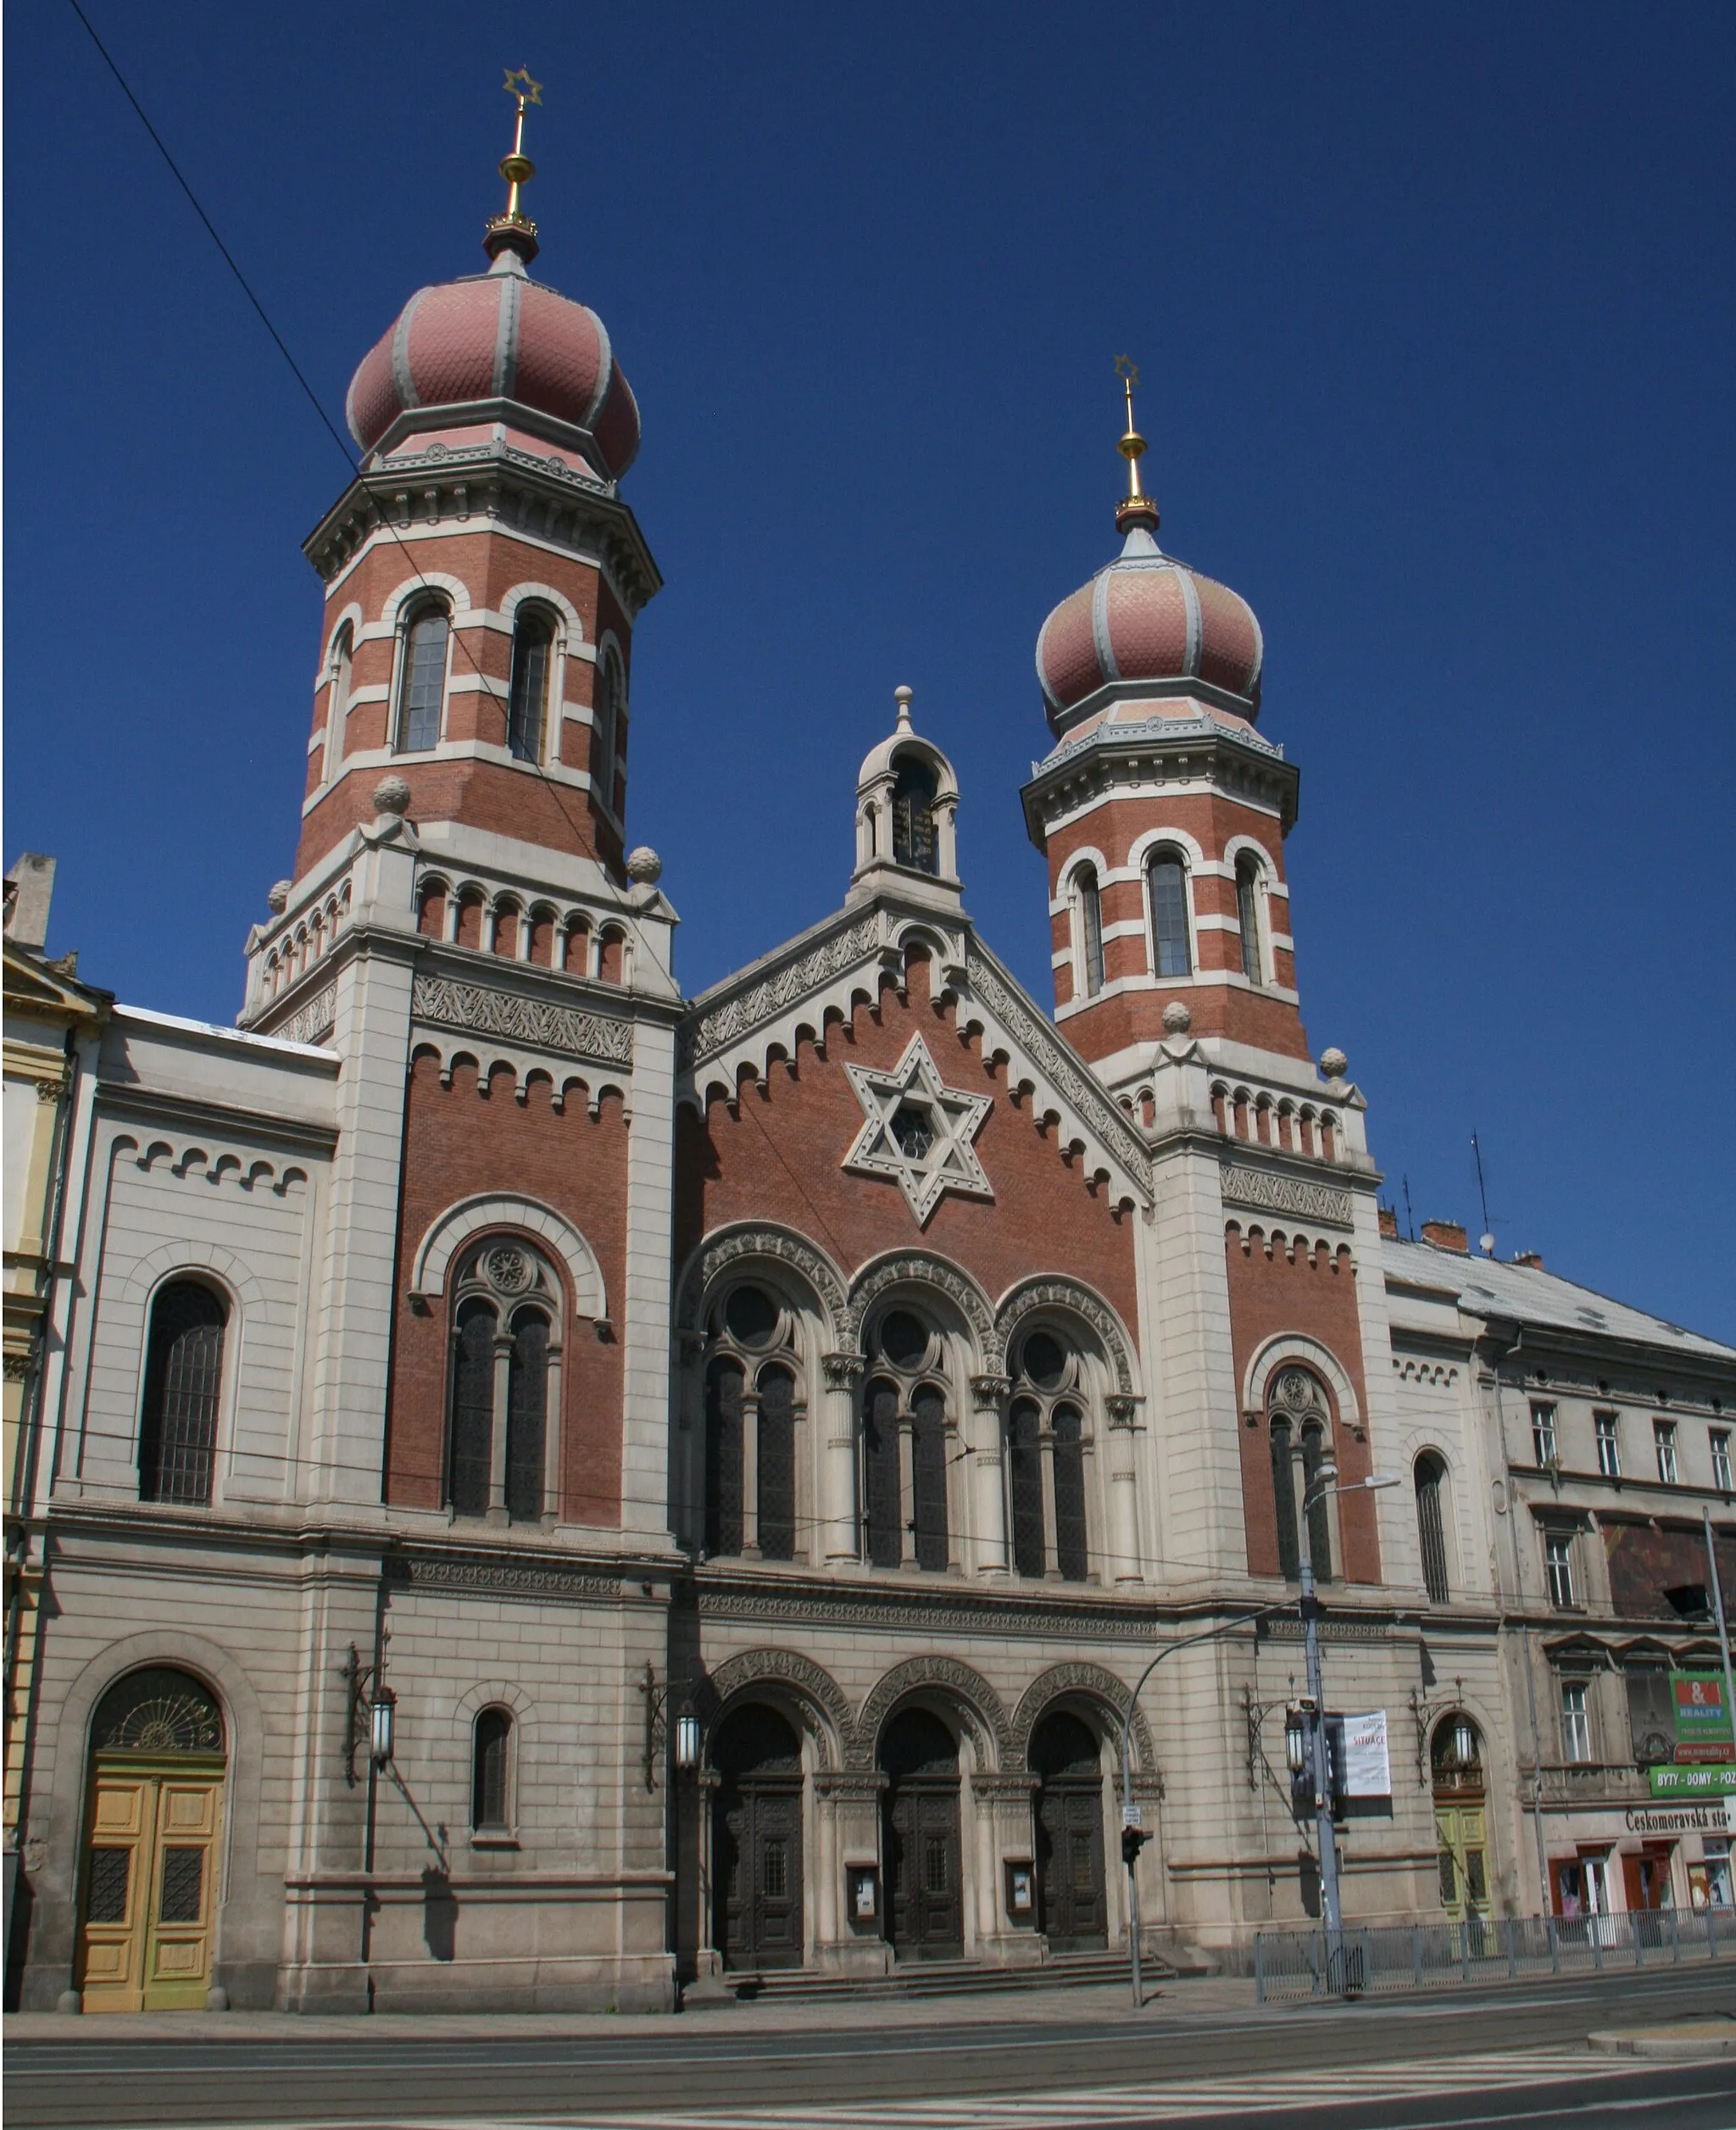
[6,3,1733,1342]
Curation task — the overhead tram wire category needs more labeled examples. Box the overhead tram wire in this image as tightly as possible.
[66,3,667,976]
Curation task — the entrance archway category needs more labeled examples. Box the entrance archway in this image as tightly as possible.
[711,1703,804,1972]
[1432,1714,1488,1924]
[880,1707,962,1960]
[1030,1710,1107,1950]
[75,1668,226,2010]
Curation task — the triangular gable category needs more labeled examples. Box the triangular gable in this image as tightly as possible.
[3,938,113,1021]
[678,895,1152,1212]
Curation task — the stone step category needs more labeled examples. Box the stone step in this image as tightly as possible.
[701,1949,1175,2005]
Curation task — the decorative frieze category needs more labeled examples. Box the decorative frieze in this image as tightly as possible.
[1219,1160,1354,1230]
[270,982,337,1049]
[387,1553,622,1602]
[410,973,632,1067]
[682,917,880,1069]
[697,1581,1172,1642]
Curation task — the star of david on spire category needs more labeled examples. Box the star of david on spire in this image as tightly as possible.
[843,1035,993,1227]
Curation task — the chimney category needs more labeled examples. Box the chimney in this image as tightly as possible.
[1514,1250,1544,1271]
[1420,1219,1469,1254]
[3,853,56,951]
[1378,1206,1399,1239]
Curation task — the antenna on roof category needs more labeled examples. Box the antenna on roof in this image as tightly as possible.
[1401,1174,1416,1243]
[1472,1129,1495,1255]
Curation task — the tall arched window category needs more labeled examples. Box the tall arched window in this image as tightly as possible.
[323,624,353,782]
[506,609,554,763]
[891,757,939,874]
[1147,850,1193,978]
[1267,1366,1333,1583]
[472,1708,514,1832]
[1416,1452,1450,1604]
[593,650,624,813]
[1005,1330,1092,1581]
[860,1308,951,1571]
[1236,855,1265,985]
[138,1281,228,1506]
[398,603,450,753]
[702,1283,802,1563]
[445,1242,562,1522]
[1074,866,1105,998]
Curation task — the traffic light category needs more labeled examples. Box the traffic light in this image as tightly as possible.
[1121,1824,1149,1867]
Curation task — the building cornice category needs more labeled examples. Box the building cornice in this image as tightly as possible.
[1021,712,1301,851]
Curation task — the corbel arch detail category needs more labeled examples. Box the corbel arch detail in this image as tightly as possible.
[674,1222,849,1343]
[846,1249,999,1367]
[995,1275,1138,1397]
[1011,1662,1158,1775]
[1244,1332,1362,1432]
[409,1193,605,1315]
[851,1655,1012,1773]
[697,1649,852,1772]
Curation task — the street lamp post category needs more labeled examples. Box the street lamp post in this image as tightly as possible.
[1295,1459,1399,1976]
[1118,1605,1284,2009]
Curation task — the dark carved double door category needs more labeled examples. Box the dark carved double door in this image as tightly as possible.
[882,1708,963,1960]
[1032,1710,1108,1950]
[713,1705,803,1972]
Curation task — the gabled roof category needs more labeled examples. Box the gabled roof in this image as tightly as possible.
[677,893,1153,1210]
[1383,1236,1735,1365]
[3,937,113,1025]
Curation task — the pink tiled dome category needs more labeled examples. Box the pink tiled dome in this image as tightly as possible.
[345,264,640,478]
[1036,526,1263,733]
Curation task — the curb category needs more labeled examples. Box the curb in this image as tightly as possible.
[1589,2025,1736,2059]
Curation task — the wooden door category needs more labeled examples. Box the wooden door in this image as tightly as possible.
[1037,1782,1107,1950]
[887,1783,962,1958]
[1623,1844,1672,1911]
[1434,1805,1489,1922]
[78,1762,223,2011]
[716,1782,803,1971]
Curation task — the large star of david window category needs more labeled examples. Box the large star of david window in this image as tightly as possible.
[843,1035,993,1226]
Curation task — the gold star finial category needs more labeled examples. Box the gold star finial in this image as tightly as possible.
[485,70,545,266]
[1113,353,1160,535]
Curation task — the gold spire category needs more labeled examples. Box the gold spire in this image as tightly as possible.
[1113,354,1160,534]
[485,70,544,266]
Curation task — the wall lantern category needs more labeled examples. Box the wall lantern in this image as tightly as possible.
[1451,1715,1477,1771]
[674,1712,702,1771]
[370,1686,397,1770]
[1284,1704,1310,1776]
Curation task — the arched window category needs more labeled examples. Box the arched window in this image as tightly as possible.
[138,1281,227,1506]
[891,757,939,875]
[1074,866,1105,998]
[1416,1452,1450,1604]
[445,1242,562,1522]
[702,1283,802,1563]
[472,1707,514,1832]
[324,624,353,781]
[1267,1366,1333,1583]
[1147,850,1193,978]
[1236,855,1265,985]
[593,649,624,813]
[397,603,450,753]
[860,1309,951,1571]
[506,608,554,763]
[1005,1331,1092,1582]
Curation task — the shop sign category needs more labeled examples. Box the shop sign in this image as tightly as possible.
[1672,1672,1734,1765]
[1624,1804,1728,1835]
[1649,1764,1736,1799]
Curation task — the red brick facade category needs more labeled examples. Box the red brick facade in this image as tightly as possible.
[675,951,1138,1327]
[385,1049,629,1526]
[1224,1222,1382,1583]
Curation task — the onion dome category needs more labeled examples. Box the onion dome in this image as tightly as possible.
[1036,366,1262,735]
[342,74,640,479]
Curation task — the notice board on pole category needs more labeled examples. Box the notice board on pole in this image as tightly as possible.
[1330,1710,1391,1798]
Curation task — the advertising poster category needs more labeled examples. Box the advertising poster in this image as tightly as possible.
[1672,1671,1734,1765]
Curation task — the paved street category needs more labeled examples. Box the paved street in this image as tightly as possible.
[6,1965,1733,2129]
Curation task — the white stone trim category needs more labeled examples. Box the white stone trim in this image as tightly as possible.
[409,1193,607,1317]
[1243,1332,1362,1433]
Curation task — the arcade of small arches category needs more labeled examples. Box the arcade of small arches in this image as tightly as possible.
[677,1232,1141,1586]
[415,877,634,985]
[260,880,351,1000]
[408,1041,628,1117]
[689,1655,1159,1972]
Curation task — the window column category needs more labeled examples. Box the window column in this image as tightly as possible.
[820,1354,863,1563]
[488,1326,513,1521]
[740,1386,762,1559]
[897,1405,917,1571]
[542,1336,564,1521]
[1106,1396,1142,1583]
[969,1374,1010,1577]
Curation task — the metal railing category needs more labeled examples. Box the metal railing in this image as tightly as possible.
[1254,1905,1736,2002]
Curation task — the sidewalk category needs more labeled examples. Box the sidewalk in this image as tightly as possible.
[6,1974,1260,2044]
[1589,2016,1736,2059]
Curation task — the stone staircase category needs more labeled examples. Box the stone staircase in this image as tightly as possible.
[695,1947,1177,2005]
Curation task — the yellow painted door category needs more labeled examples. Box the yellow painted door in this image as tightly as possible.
[1435,1805,1489,1922]
[78,1760,224,2011]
